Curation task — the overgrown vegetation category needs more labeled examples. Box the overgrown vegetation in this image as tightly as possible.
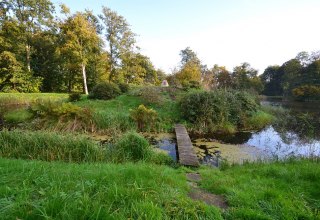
[180,90,273,134]
[0,130,105,162]
[109,132,153,162]
[130,104,158,132]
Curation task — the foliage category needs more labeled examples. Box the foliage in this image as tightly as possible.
[261,51,320,98]
[232,62,263,93]
[200,159,320,219]
[179,47,201,66]
[179,90,267,133]
[260,65,283,96]
[130,104,158,132]
[68,93,82,102]
[139,86,164,105]
[176,61,202,87]
[59,11,102,94]
[110,131,153,162]
[117,82,129,93]
[0,51,42,92]
[99,7,136,82]
[0,130,105,162]
[292,85,320,100]
[89,82,121,100]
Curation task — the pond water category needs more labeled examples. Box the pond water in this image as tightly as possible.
[152,97,320,165]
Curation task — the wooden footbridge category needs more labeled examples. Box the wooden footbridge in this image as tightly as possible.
[175,124,199,167]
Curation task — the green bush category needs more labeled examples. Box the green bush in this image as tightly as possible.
[68,93,81,102]
[0,130,105,162]
[179,90,264,133]
[89,82,121,100]
[112,131,153,162]
[139,86,164,105]
[118,82,130,93]
[130,104,158,132]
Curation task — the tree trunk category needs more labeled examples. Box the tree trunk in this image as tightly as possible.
[82,63,89,95]
[26,44,31,72]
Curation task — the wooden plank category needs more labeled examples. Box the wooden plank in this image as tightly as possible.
[175,124,199,167]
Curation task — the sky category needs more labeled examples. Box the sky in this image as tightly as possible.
[52,0,320,74]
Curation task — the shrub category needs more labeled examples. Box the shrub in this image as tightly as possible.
[0,130,105,162]
[139,86,164,105]
[179,90,263,133]
[130,105,158,132]
[68,93,81,102]
[113,131,152,162]
[118,82,130,93]
[89,82,121,100]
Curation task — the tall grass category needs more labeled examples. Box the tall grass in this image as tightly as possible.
[0,130,105,162]
[0,158,223,219]
[112,131,153,162]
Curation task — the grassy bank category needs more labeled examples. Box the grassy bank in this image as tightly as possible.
[0,158,221,220]
[0,158,319,219]
[200,159,320,219]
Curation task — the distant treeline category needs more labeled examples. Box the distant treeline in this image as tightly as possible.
[260,51,320,100]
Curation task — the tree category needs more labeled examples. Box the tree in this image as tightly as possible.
[0,51,41,92]
[174,47,202,87]
[260,65,283,96]
[176,61,201,86]
[179,47,201,66]
[100,6,136,82]
[295,51,310,67]
[4,0,55,72]
[59,12,101,94]
[201,65,232,90]
[232,62,263,93]
[281,59,303,96]
[31,31,63,92]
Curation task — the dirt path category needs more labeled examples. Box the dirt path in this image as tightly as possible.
[186,173,228,210]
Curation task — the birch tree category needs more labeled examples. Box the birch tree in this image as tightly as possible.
[59,12,101,94]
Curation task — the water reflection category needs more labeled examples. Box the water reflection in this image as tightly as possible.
[247,126,320,158]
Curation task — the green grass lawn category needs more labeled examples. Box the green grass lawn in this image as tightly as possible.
[200,159,320,220]
[0,158,319,219]
[0,158,221,220]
